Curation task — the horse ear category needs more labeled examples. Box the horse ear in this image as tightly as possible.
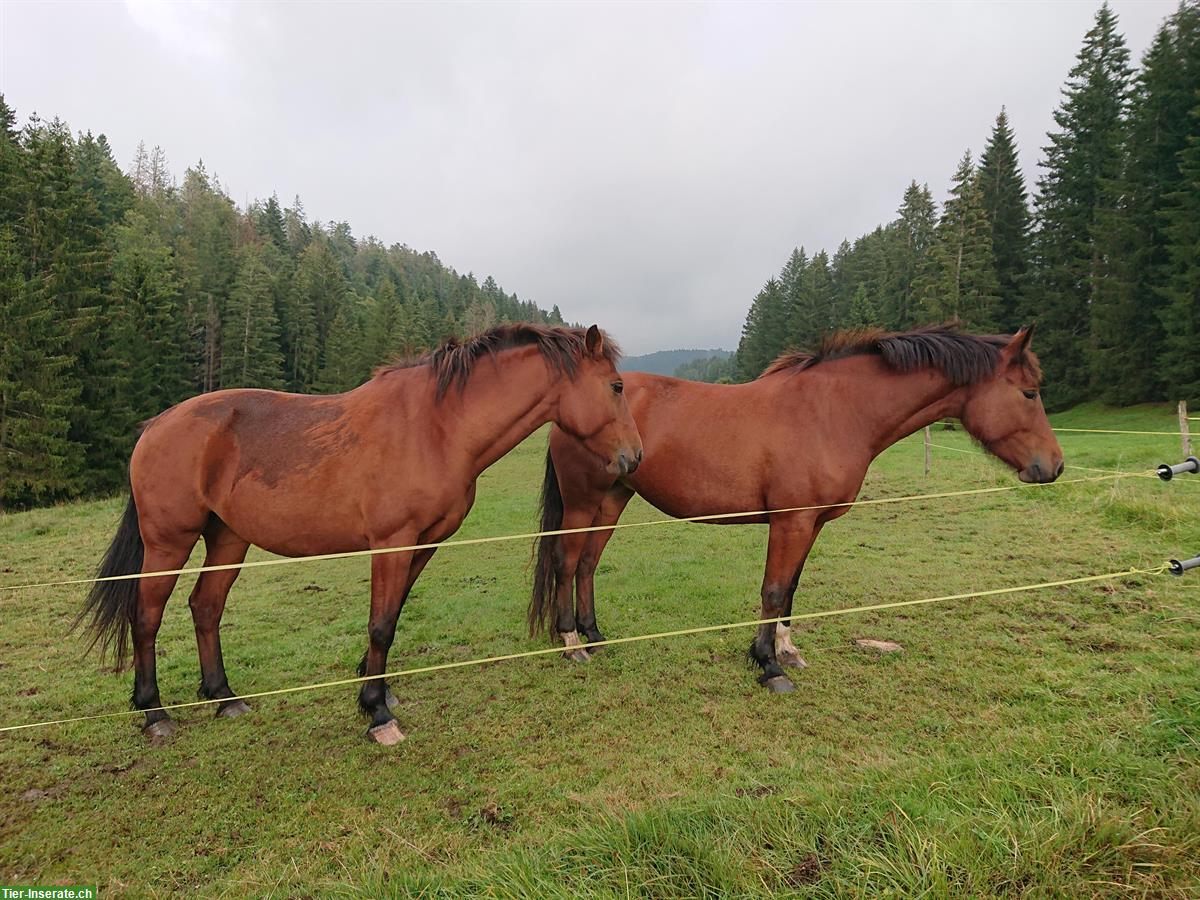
[584,324,605,360]
[1003,324,1035,364]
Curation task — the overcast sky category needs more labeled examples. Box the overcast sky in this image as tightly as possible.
[1,1,1177,354]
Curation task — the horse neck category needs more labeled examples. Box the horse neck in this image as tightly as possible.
[436,346,560,474]
[777,356,966,457]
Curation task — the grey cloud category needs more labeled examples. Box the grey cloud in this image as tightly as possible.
[1,0,1176,353]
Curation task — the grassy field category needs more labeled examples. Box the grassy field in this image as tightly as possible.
[1,403,1198,897]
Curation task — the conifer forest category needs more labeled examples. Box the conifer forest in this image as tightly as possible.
[734,3,1200,411]
[3,2,1200,508]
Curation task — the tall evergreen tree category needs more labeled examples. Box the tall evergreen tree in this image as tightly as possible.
[220,244,284,389]
[109,211,190,424]
[736,279,787,379]
[1158,13,1200,398]
[978,108,1030,330]
[1092,2,1200,403]
[915,151,999,328]
[887,182,938,328]
[0,226,79,506]
[1026,2,1132,408]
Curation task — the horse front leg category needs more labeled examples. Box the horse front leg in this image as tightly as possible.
[750,514,820,693]
[358,543,414,745]
[574,484,634,651]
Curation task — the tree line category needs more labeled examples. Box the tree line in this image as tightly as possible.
[0,98,563,508]
[735,1,1200,410]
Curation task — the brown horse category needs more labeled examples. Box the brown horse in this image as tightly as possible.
[530,325,1062,692]
[80,324,642,744]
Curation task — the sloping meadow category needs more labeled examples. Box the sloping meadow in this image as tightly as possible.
[1,405,1197,896]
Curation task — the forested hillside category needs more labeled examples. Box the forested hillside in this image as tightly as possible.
[672,354,738,383]
[735,1,1200,410]
[622,348,731,376]
[0,98,563,508]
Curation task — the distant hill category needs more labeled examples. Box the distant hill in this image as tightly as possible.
[620,348,732,376]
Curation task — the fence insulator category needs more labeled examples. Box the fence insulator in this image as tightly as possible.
[1168,555,1200,577]
[1156,456,1199,481]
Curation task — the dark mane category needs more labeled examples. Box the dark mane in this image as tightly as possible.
[376,323,621,399]
[762,323,1038,386]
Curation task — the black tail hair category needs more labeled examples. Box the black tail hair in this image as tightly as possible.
[75,493,143,668]
[528,447,564,636]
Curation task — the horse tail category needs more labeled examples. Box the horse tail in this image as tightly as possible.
[529,446,564,636]
[76,491,144,668]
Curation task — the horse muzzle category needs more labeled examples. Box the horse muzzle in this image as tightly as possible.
[612,447,643,477]
[1019,457,1064,484]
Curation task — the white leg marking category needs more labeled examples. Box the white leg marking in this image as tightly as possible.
[561,630,591,661]
[775,623,808,669]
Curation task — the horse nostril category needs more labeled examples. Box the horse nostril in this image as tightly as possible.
[1054,460,1064,479]
[635,449,643,464]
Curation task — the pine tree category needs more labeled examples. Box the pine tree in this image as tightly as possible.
[1091,2,1200,403]
[886,182,938,329]
[915,151,999,328]
[978,109,1030,331]
[735,279,787,379]
[1158,31,1200,398]
[109,211,191,423]
[1026,2,1132,408]
[845,283,879,328]
[0,227,80,507]
[21,118,121,492]
[316,297,367,392]
[220,243,284,389]
[362,278,404,368]
[801,251,837,339]
[177,162,238,392]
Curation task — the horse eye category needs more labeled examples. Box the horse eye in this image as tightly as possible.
[612,382,624,395]
[1022,389,1037,400]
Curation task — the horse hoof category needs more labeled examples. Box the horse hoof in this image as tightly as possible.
[763,675,795,694]
[385,690,400,710]
[367,720,405,745]
[143,718,176,740]
[217,699,251,719]
[778,652,808,670]
[564,648,592,663]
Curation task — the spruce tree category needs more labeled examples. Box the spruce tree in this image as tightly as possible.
[915,151,999,329]
[1091,2,1200,403]
[1158,50,1200,398]
[735,279,787,379]
[845,283,879,328]
[109,211,191,423]
[889,181,938,329]
[0,227,79,506]
[1026,2,1132,408]
[316,298,367,392]
[220,243,284,389]
[978,109,1030,331]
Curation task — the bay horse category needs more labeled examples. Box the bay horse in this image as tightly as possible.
[79,324,642,744]
[529,325,1062,692]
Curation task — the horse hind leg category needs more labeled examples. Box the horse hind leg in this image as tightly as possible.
[188,518,251,719]
[552,512,598,663]
[133,540,199,739]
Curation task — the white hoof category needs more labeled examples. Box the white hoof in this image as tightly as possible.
[561,630,592,662]
[367,720,405,745]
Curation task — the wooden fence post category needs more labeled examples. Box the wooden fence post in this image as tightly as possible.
[1181,401,1192,457]
[924,426,931,476]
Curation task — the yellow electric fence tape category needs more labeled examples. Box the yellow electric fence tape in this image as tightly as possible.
[0,471,1146,593]
[0,563,1167,734]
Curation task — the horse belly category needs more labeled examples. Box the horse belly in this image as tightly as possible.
[215,473,370,557]
[629,452,766,523]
